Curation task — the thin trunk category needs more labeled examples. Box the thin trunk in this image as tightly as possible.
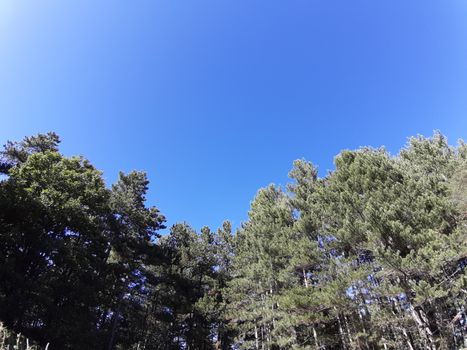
[305,268,318,349]
[409,305,436,350]
[312,326,319,349]
[358,309,371,350]
[303,268,309,288]
[107,296,123,350]
[343,313,353,347]
[402,327,415,350]
[261,324,265,350]
[336,310,347,350]
[255,324,259,350]
[452,323,458,349]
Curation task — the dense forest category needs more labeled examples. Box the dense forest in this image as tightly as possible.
[0,132,466,350]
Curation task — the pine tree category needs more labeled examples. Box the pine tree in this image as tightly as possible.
[228,185,296,349]
[0,135,111,348]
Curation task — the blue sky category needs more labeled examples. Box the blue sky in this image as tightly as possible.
[1,0,466,232]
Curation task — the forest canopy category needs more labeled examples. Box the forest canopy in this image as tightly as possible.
[0,131,466,350]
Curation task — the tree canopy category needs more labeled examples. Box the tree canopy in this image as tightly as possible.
[0,132,466,349]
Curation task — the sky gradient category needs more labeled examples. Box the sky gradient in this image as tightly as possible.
[1,0,466,232]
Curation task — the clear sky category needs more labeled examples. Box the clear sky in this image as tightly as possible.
[1,0,466,232]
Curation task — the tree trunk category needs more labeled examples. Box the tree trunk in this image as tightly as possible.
[409,304,436,350]
[343,313,353,347]
[312,326,319,349]
[336,311,347,350]
[255,323,259,350]
[401,327,415,350]
[303,268,309,288]
[107,292,124,350]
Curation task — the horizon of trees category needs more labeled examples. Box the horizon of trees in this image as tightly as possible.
[0,131,466,350]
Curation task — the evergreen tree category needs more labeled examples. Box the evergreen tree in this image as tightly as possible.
[1,131,466,350]
[0,135,111,348]
[228,185,295,349]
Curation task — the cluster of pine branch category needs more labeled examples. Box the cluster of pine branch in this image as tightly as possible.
[0,132,466,350]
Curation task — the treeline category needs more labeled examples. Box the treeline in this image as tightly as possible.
[0,132,466,350]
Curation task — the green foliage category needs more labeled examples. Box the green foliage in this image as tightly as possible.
[1,131,467,350]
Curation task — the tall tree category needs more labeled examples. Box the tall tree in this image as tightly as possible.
[0,135,111,348]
